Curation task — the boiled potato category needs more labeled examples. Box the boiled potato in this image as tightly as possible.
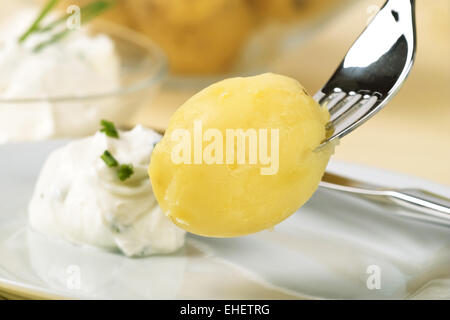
[247,0,340,22]
[124,0,253,74]
[149,73,334,237]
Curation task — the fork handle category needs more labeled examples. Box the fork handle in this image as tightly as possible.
[357,188,450,226]
[385,188,450,223]
[321,180,450,226]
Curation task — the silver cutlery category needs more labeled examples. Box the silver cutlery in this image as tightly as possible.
[321,172,450,227]
[314,0,450,225]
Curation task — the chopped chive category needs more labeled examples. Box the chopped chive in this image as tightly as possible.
[101,150,118,167]
[117,164,134,181]
[101,150,134,181]
[100,119,119,138]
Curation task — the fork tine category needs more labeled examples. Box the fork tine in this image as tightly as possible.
[317,89,346,110]
[329,93,362,120]
[329,95,379,138]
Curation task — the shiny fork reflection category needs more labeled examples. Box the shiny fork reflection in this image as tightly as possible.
[314,0,416,145]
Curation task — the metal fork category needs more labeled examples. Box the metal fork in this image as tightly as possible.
[314,0,450,226]
[314,0,416,143]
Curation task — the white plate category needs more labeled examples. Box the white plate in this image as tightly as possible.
[0,140,449,300]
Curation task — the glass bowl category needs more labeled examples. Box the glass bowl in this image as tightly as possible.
[0,20,167,143]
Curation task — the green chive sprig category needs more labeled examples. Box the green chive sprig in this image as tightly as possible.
[101,150,118,167]
[18,0,60,43]
[18,0,116,52]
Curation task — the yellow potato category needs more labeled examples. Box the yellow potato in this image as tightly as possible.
[124,0,253,74]
[248,0,340,22]
[149,73,334,237]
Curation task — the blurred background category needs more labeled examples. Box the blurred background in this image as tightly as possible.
[3,0,450,184]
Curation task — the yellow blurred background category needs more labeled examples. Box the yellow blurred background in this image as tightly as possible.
[135,0,450,185]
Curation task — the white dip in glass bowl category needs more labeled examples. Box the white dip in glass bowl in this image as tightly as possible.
[0,5,167,143]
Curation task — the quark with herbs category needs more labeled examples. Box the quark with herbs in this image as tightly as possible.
[29,122,186,257]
